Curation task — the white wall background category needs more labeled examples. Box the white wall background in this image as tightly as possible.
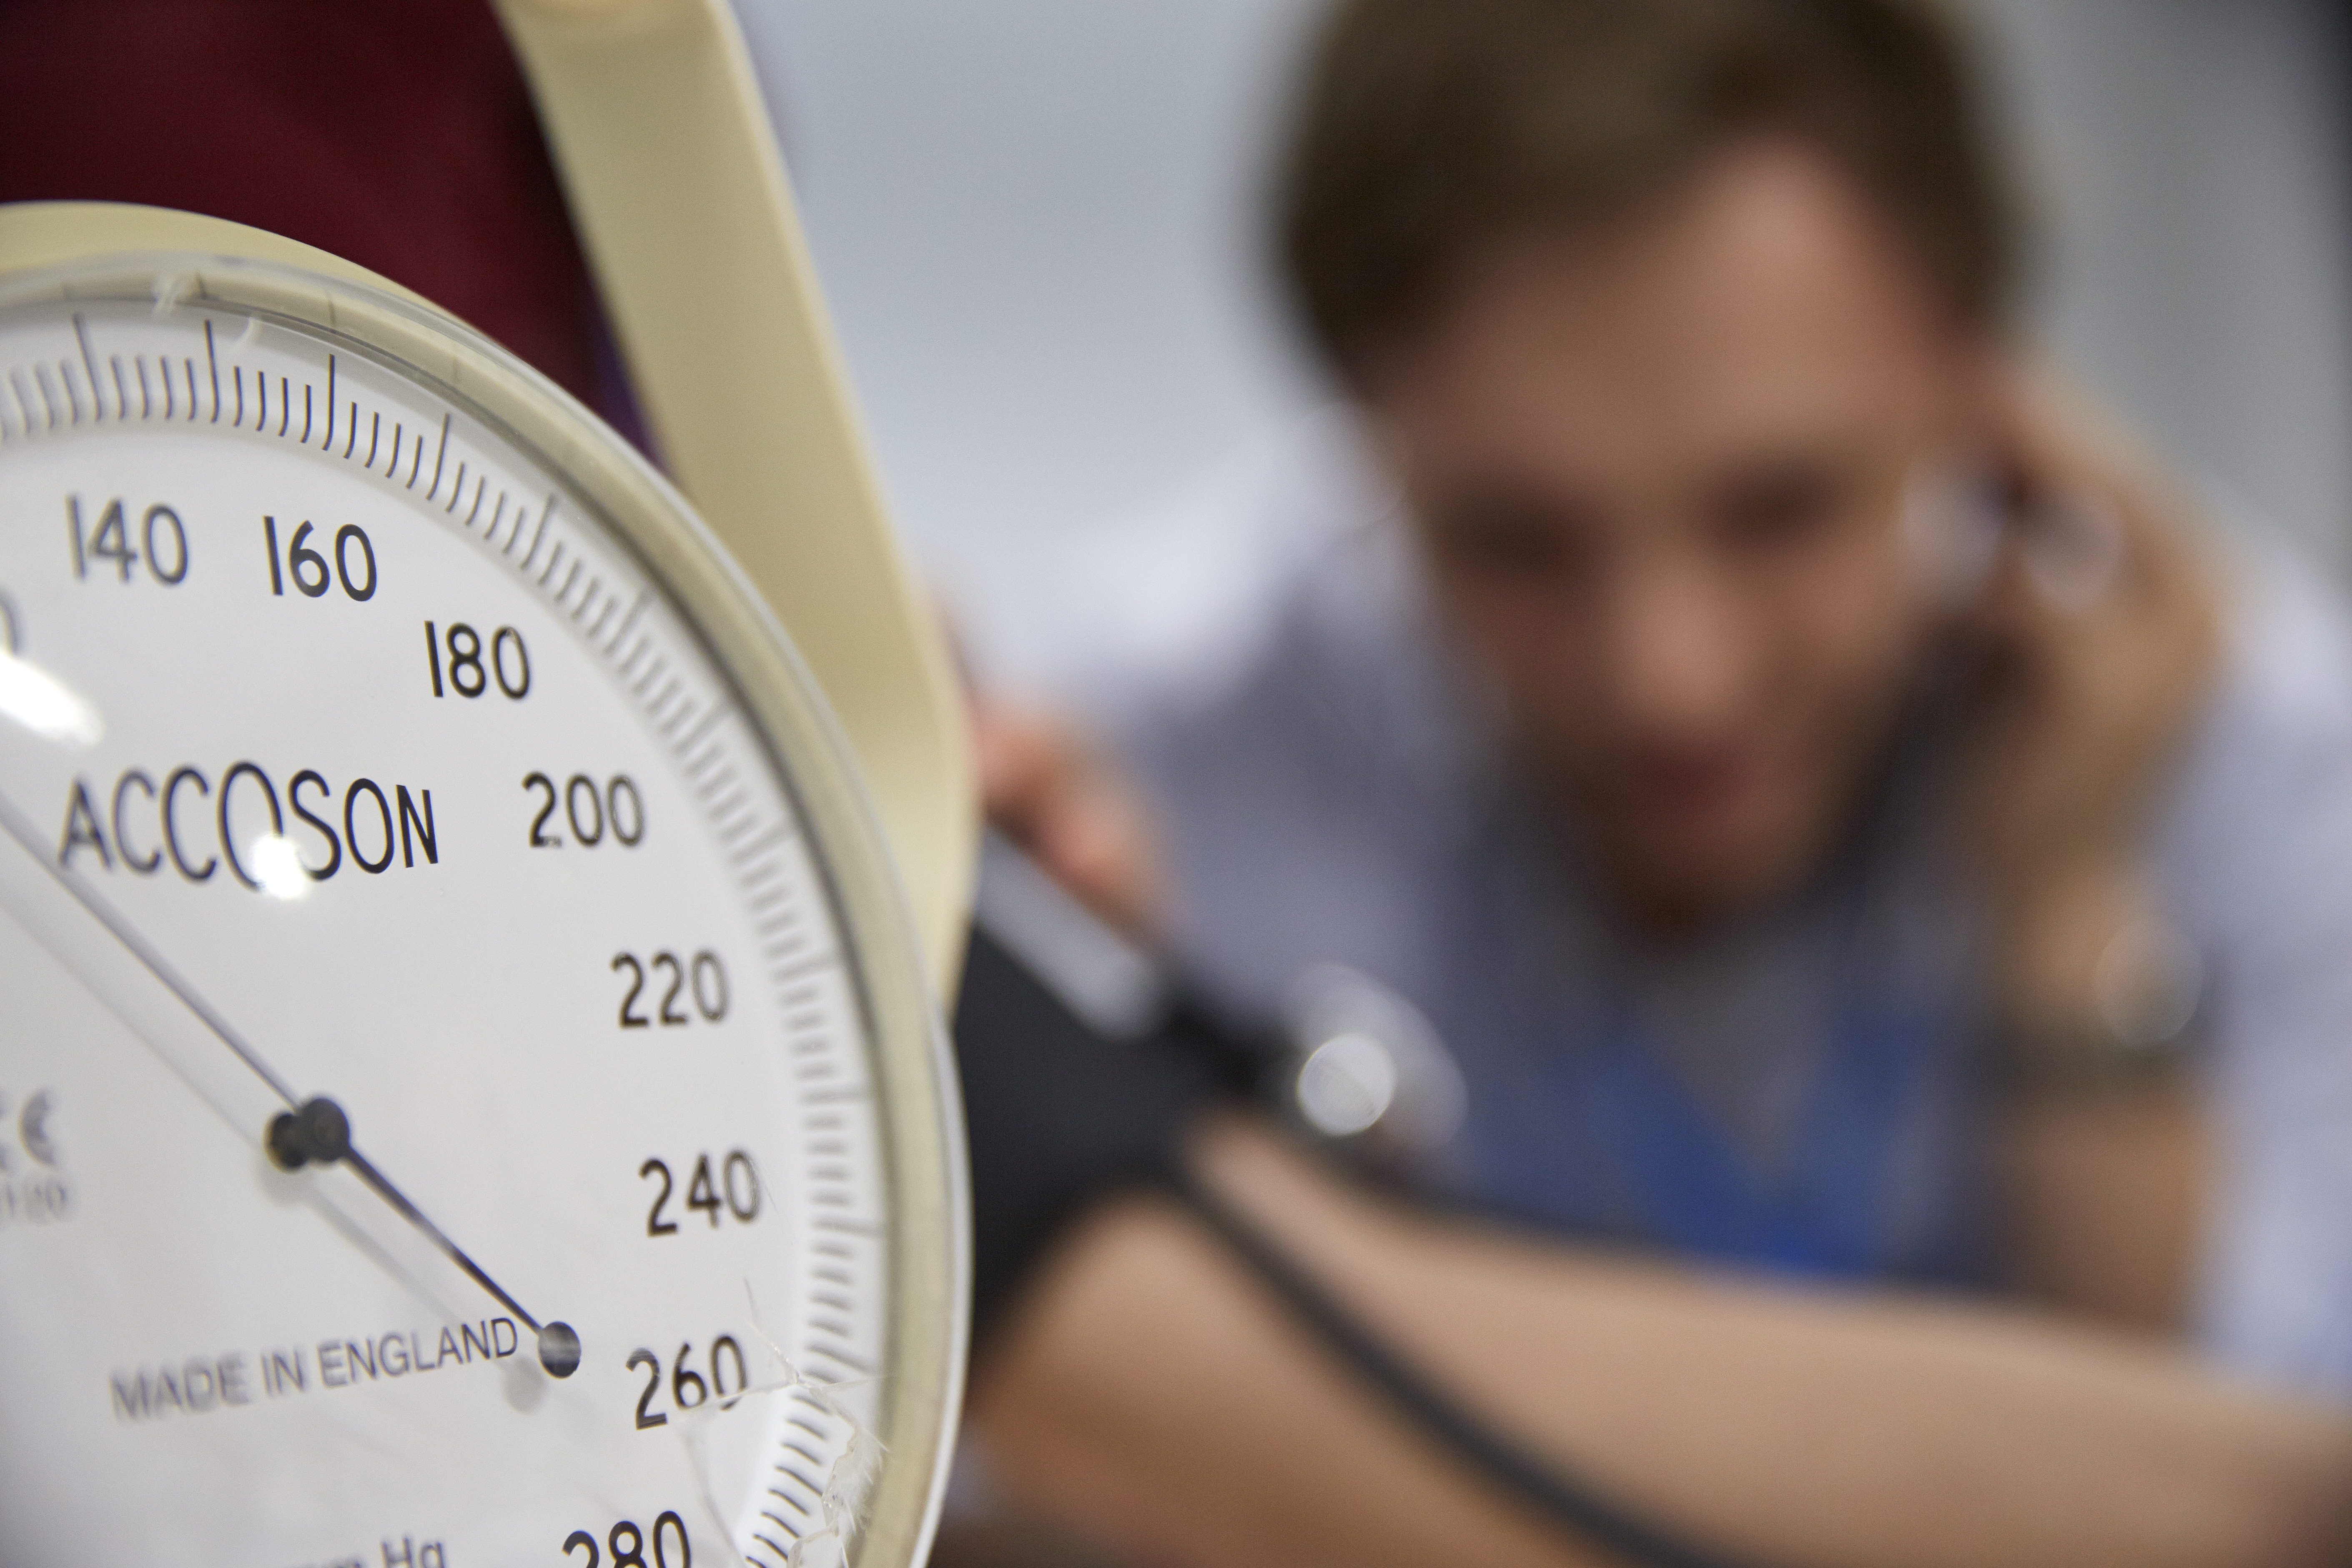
[735,0,2352,687]
[1979,0,2352,569]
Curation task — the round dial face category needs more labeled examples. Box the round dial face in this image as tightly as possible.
[0,253,959,1565]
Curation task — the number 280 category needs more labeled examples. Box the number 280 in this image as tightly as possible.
[563,1513,688,1568]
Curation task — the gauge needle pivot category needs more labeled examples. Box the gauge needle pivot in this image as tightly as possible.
[0,787,583,1377]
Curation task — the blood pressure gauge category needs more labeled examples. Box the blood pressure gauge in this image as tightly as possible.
[0,216,965,1565]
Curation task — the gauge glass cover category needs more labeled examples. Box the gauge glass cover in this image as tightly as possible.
[0,253,962,1568]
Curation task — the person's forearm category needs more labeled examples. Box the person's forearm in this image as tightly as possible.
[973,1118,2352,1568]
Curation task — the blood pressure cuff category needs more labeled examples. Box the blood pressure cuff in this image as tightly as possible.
[954,927,1746,1568]
[951,923,1234,1347]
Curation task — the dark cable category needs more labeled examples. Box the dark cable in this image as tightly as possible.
[1171,1169,1772,1568]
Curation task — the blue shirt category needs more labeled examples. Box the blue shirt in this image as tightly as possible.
[1075,418,2352,1401]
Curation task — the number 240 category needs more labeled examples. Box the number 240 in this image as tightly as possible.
[640,1152,760,1236]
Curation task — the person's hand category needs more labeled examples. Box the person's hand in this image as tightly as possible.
[1956,368,2222,1023]
[973,695,1167,938]
[1948,368,2222,1331]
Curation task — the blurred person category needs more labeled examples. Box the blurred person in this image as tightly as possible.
[1025,0,2337,1363]
[956,0,2352,1560]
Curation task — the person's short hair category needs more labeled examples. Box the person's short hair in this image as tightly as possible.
[1276,0,2020,385]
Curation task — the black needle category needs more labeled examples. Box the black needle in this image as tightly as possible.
[0,785,582,1377]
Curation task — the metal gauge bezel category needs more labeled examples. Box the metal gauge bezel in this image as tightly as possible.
[0,240,969,1568]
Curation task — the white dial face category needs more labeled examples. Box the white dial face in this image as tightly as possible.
[0,277,924,1565]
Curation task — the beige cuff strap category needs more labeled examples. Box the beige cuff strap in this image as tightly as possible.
[495,0,977,997]
[0,204,431,307]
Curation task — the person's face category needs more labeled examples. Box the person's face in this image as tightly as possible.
[1366,140,1990,928]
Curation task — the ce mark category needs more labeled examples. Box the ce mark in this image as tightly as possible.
[0,1089,59,1169]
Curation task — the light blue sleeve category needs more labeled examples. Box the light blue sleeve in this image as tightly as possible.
[2167,550,2352,1400]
